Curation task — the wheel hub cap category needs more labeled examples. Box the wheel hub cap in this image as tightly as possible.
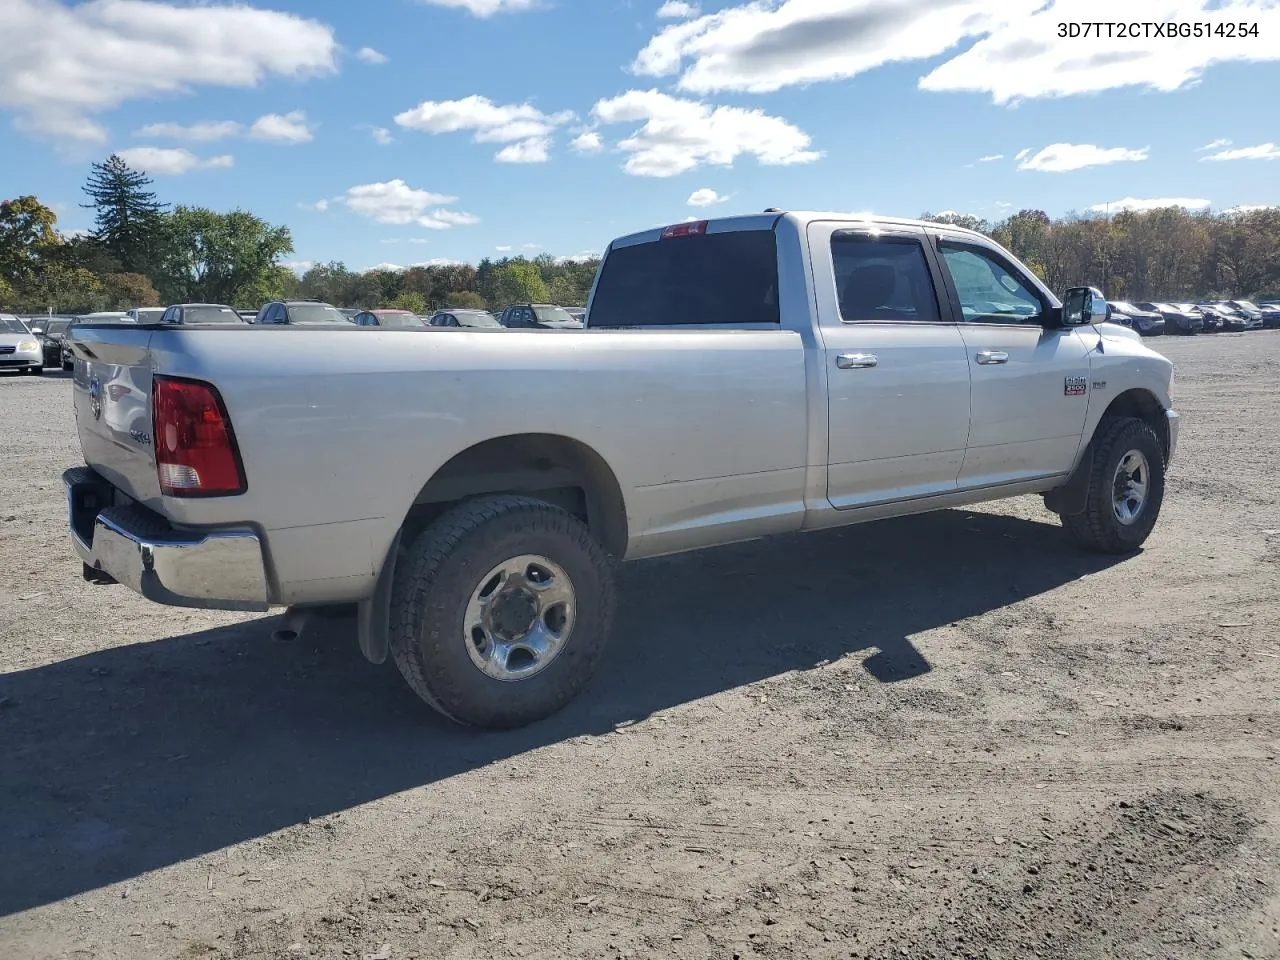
[464,555,576,682]
[1112,449,1150,526]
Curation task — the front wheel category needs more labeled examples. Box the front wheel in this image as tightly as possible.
[1060,417,1165,553]
[388,495,616,728]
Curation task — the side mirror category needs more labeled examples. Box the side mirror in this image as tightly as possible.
[1061,286,1108,326]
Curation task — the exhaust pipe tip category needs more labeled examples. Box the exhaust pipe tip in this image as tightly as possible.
[271,607,310,643]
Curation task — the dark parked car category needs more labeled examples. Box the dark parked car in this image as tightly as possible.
[498,303,584,329]
[1106,300,1165,336]
[25,315,74,367]
[427,309,502,328]
[254,300,351,325]
[351,309,427,329]
[160,303,246,325]
[1136,301,1203,335]
[1227,299,1273,329]
[1195,302,1249,331]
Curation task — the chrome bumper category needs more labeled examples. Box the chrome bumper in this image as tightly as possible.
[64,467,270,612]
[1166,408,1180,464]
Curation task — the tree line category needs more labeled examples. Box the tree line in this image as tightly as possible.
[0,154,601,316]
[3,154,1277,316]
[921,206,1280,301]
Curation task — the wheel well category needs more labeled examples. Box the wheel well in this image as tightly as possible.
[1100,389,1169,463]
[404,434,628,556]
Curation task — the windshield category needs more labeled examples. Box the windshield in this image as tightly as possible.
[133,308,165,323]
[1109,301,1135,312]
[532,305,578,325]
[456,311,501,327]
[0,317,29,334]
[377,313,426,329]
[1235,300,1259,310]
[184,305,243,324]
[44,319,70,336]
[289,304,349,324]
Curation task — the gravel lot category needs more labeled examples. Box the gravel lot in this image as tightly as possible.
[2,334,1278,960]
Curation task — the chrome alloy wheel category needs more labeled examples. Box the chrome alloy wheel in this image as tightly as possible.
[1112,449,1150,526]
[463,554,576,681]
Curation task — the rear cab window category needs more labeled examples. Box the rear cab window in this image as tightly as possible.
[588,223,780,327]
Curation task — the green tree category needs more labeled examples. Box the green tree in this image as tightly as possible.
[16,263,105,313]
[390,290,427,314]
[82,155,167,275]
[0,195,63,290]
[446,290,488,309]
[101,272,160,308]
[490,260,548,307]
[234,264,300,308]
[156,206,293,304]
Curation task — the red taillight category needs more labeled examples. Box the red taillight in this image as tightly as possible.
[660,220,708,239]
[152,376,246,497]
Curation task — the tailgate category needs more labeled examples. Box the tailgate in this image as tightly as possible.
[69,324,162,507]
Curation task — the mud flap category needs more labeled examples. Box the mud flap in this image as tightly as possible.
[356,530,401,664]
[1043,442,1095,517]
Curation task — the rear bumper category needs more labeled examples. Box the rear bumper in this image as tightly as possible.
[64,467,270,612]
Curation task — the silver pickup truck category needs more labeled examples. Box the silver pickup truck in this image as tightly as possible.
[63,211,1179,728]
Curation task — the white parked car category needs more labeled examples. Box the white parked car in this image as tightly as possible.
[63,211,1179,728]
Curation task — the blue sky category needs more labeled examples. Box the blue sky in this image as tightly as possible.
[3,0,1279,272]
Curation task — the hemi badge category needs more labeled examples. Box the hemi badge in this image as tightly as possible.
[1064,376,1087,397]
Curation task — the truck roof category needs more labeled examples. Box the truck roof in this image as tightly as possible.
[610,210,990,250]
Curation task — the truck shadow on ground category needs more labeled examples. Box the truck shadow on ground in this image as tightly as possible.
[0,508,1126,915]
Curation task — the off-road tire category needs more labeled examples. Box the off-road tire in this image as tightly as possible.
[388,495,616,728]
[1061,416,1165,554]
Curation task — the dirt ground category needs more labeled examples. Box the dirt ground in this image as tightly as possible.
[1,332,1278,960]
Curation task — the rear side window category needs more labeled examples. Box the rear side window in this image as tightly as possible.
[589,229,779,327]
[831,234,941,323]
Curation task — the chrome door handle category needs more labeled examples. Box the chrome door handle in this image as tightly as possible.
[836,353,878,369]
[975,350,1009,365]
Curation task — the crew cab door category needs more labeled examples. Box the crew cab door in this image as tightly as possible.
[808,222,972,509]
[930,234,1091,487]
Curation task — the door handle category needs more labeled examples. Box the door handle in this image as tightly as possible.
[836,353,878,369]
[975,350,1009,365]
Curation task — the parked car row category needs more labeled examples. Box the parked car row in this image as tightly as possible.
[1108,298,1280,336]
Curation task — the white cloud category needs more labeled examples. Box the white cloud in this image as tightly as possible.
[298,198,329,212]
[1222,204,1277,214]
[371,127,393,145]
[0,0,337,142]
[282,259,318,275]
[1014,147,1031,162]
[395,94,572,161]
[978,153,1003,162]
[1017,143,1148,173]
[495,245,513,252]
[1087,197,1211,213]
[1197,138,1232,152]
[248,110,314,144]
[590,89,820,177]
[417,0,539,17]
[1201,142,1280,162]
[687,187,729,206]
[356,46,388,64]
[135,120,243,141]
[115,147,233,175]
[495,136,551,163]
[570,131,603,154]
[630,0,1280,104]
[657,0,699,17]
[339,179,478,230]
[369,258,466,271]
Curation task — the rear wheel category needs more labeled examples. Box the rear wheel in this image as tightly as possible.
[1061,417,1165,554]
[388,495,616,728]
